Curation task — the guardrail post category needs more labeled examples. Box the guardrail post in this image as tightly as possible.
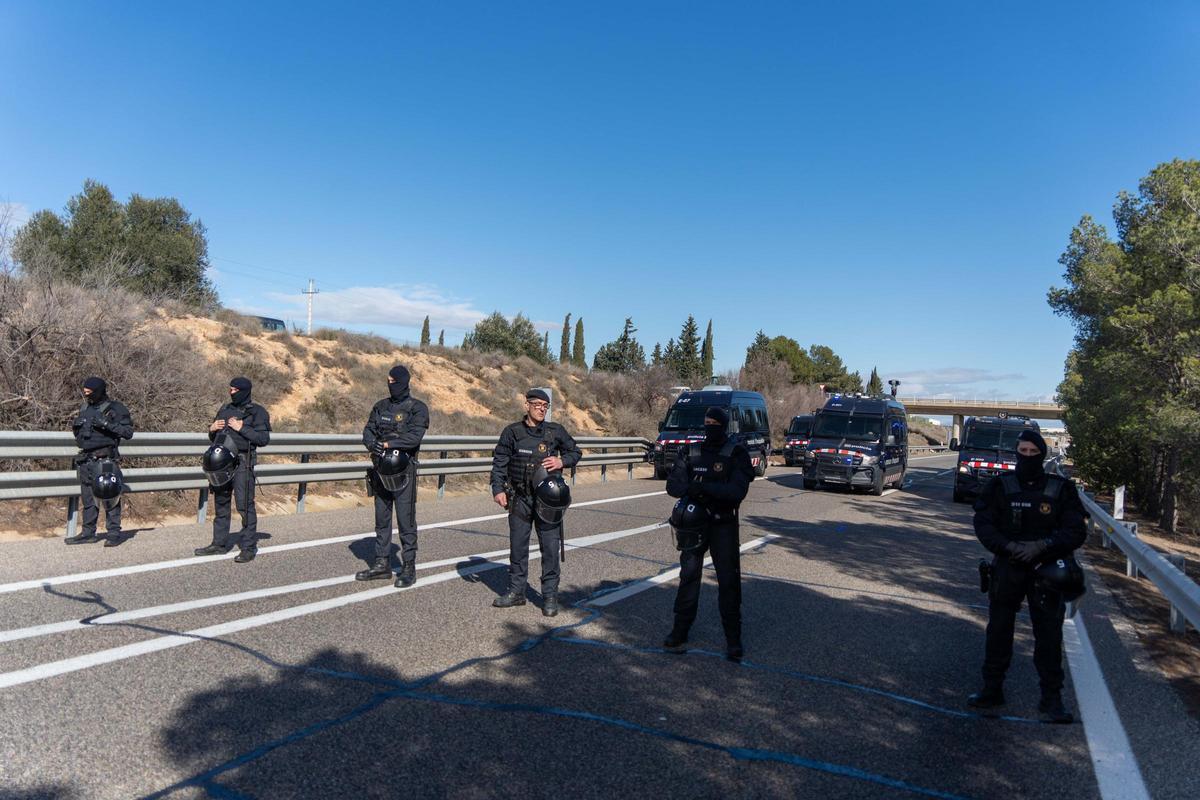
[296,454,310,513]
[437,451,447,499]
[1166,553,1188,633]
[1125,522,1139,579]
[65,496,78,538]
[197,487,209,524]
[601,448,608,483]
[627,459,634,480]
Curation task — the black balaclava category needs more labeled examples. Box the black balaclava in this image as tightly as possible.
[230,377,252,407]
[83,376,107,405]
[1015,429,1048,483]
[388,365,411,401]
[703,406,729,447]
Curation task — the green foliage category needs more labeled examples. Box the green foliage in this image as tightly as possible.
[462,311,550,364]
[1050,159,1200,531]
[560,313,572,363]
[745,330,771,364]
[701,319,714,380]
[866,367,883,396]
[593,317,646,373]
[572,318,586,368]
[650,342,663,365]
[12,180,216,308]
[663,315,703,382]
[437,329,444,346]
[420,316,431,347]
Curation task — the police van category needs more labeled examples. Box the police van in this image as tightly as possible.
[950,414,1040,503]
[802,395,907,495]
[651,386,771,479]
[782,414,815,467]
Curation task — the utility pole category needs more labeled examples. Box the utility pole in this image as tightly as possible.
[303,279,319,335]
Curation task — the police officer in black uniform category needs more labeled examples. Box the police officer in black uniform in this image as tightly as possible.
[663,406,754,661]
[490,389,581,616]
[194,377,271,563]
[67,377,135,546]
[969,429,1086,723]
[357,365,430,586]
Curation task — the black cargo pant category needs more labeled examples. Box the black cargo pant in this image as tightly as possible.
[672,516,742,641]
[982,556,1066,693]
[212,454,257,551]
[77,456,122,536]
[373,461,418,563]
[506,493,561,596]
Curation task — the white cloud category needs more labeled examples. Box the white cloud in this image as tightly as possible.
[888,367,1027,398]
[263,284,487,332]
[0,202,30,230]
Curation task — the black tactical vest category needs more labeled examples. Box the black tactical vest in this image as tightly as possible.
[998,474,1066,541]
[373,397,420,455]
[508,425,559,493]
[73,400,115,452]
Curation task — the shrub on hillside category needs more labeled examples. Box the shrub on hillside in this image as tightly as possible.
[214,357,292,408]
[312,327,395,355]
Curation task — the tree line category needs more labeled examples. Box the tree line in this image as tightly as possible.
[1050,159,1200,533]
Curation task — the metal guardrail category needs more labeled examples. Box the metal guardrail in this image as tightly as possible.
[1053,458,1198,634]
[0,431,653,536]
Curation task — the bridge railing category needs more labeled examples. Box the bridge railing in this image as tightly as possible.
[0,431,653,536]
[1053,458,1198,635]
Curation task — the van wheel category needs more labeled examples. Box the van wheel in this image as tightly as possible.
[870,469,885,496]
[755,452,768,477]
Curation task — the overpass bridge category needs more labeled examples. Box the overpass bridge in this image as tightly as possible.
[898,398,1065,441]
[0,455,1192,799]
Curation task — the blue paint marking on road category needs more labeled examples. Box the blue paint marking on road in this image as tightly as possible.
[136,545,981,800]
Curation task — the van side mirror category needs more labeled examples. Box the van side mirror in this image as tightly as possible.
[949,438,959,451]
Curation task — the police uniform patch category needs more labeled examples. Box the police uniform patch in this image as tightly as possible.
[1039,502,1052,515]
[395,413,404,422]
[713,462,724,473]
[537,442,548,453]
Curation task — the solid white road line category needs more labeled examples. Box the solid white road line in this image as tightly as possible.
[0,522,668,689]
[0,490,668,595]
[589,535,778,607]
[1063,616,1150,800]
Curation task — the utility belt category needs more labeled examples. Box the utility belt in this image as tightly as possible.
[74,447,119,465]
[710,509,737,522]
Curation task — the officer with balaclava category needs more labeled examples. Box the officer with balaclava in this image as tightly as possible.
[663,406,754,661]
[489,388,581,616]
[969,429,1086,723]
[67,376,134,546]
[194,377,271,562]
[357,364,430,586]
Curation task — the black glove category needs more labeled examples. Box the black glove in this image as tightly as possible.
[370,441,386,456]
[686,482,705,500]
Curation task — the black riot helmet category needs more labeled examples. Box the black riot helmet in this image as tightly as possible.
[373,448,411,492]
[92,459,123,500]
[1035,556,1086,602]
[533,466,571,525]
[669,498,711,551]
[202,441,239,488]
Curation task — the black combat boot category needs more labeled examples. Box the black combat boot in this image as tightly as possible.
[355,557,391,581]
[65,532,101,545]
[234,548,257,563]
[967,684,1007,709]
[394,561,416,588]
[662,627,689,653]
[724,622,743,662]
[1038,692,1074,724]
[103,532,125,547]
[492,589,527,608]
[194,543,225,556]
[542,593,559,617]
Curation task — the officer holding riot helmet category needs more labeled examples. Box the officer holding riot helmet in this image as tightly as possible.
[664,406,754,661]
[489,389,581,616]
[357,365,430,586]
[195,377,271,563]
[67,377,134,546]
[969,429,1086,723]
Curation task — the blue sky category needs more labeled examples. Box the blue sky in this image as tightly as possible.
[2,1,1197,401]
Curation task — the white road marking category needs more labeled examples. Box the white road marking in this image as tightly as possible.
[589,535,777,607]
[0,522,668,688]
[0,490,668,595]
[880,489,898,497]
[1063,615,1150,800]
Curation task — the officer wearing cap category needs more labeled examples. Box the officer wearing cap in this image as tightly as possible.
[969,429,1086,723]
[663,406,754,661]
[489,389,581,616]
[357,365,430,586]
[67,377,135,546]
[194,377,272,563]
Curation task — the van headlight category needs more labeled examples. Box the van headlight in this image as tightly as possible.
[859,454,878,466]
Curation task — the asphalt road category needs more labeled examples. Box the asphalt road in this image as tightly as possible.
[0,455,1193,799]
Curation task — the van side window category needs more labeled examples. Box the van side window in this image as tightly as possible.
[756,408,769,434]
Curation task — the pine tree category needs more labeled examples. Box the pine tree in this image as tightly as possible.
[668,315,703,382]
[592,317,646,373]
[572,318,586,368]
[745,330,772,365]
[701,319,714,381]
[866,367,883,396]
[437,329,445,347]
[420,316,431,347]
[651,342,663,366]
[559,313,572,363]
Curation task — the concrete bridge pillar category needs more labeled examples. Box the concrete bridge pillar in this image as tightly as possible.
[952,414,963,444]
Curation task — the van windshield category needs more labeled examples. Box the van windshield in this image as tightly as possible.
[787,418,812,436]
[813,413,883,441]
[662,406,712,431]
[964,424,1026,452]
